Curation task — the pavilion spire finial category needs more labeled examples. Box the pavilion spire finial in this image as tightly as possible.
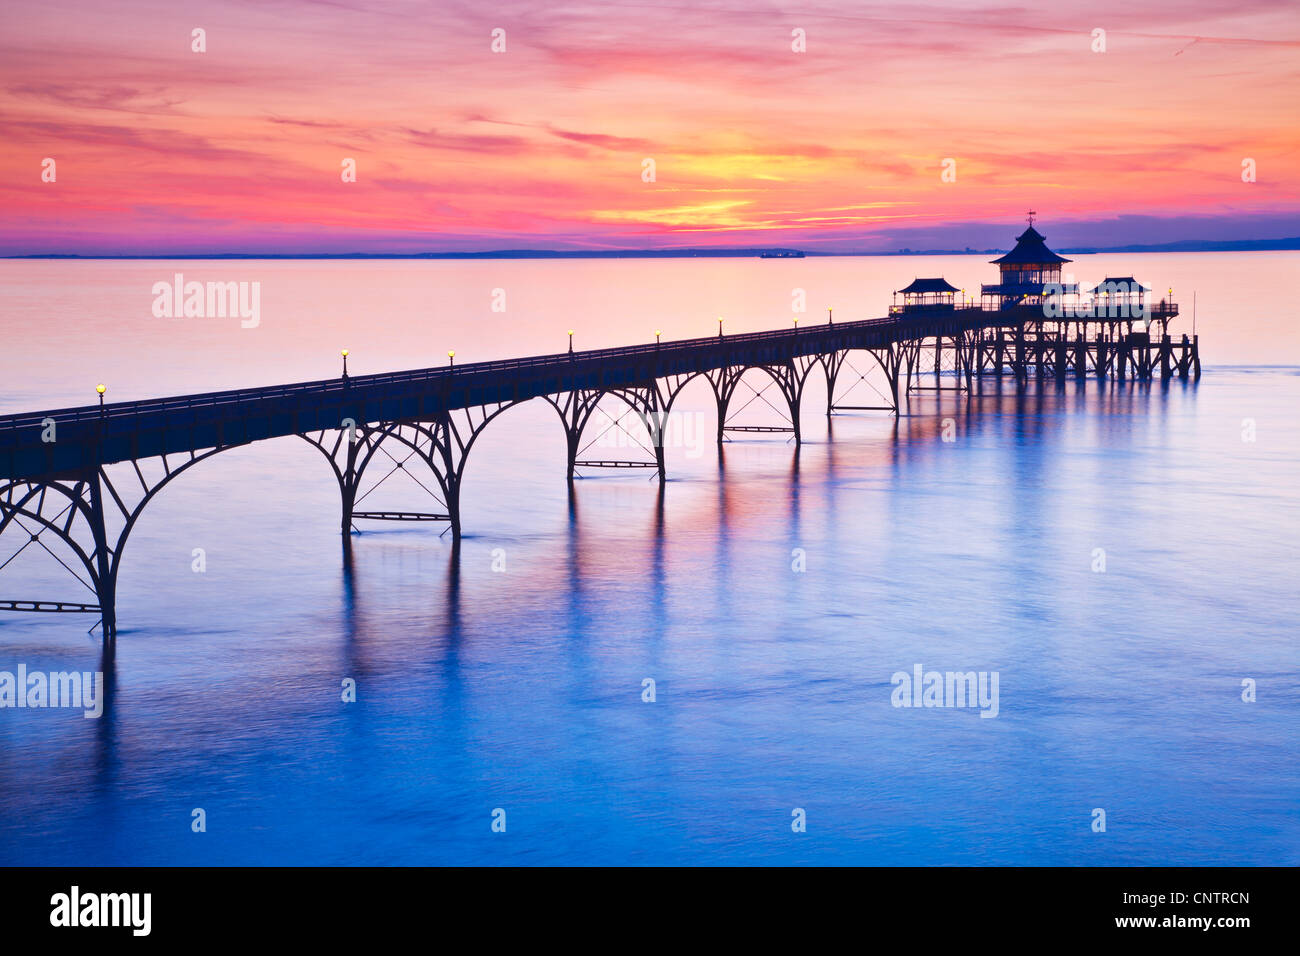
[1026,209,1036,227]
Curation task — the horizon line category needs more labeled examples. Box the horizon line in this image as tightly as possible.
[7,235,1300,260]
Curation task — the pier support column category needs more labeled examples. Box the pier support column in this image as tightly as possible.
[444,475,463,540]
[824,351,844,418]
[643,386,670,480]
[433,412,465,540]
[87,471,117,642]
[565,427,580,481]
[339,432,361,565]
[885,353,899,413]
[961,333,975,392]
[1013,327,1028,389]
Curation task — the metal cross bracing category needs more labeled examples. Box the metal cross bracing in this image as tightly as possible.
[0,303,1194,639]
[824,347,906,415]
[0,446,231,638]
[902,331,978,394]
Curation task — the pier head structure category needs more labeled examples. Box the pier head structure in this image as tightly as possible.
[0,219,1199,639]
[972,216,1198,384]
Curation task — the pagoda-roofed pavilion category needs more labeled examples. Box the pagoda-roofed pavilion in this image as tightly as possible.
[981,215,1078,309]
[1087,276,1176,334]
[1089,276,1150,309]
[894,277,960,313]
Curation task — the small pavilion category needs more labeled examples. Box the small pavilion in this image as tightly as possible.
[894,277,960,313]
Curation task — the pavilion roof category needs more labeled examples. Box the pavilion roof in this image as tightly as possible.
[898,277,959,294]
[991,224,1072,265]
[1090,276,1150,293]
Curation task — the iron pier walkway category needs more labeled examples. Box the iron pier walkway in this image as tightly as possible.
[0,303,1194,638]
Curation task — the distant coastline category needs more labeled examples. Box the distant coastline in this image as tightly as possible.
[6,237,1299,260]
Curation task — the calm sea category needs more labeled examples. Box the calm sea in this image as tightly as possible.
[0,253,1297,865]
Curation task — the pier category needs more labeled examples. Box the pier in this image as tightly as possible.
[0,222,1199,639]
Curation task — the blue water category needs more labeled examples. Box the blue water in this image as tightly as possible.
[1,365,1297,865]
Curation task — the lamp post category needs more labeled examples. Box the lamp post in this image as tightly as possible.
[792,316,799,334]
[827,307,833,326]
[448,350,455,369]
[717,316,724,339]
[96,383,106,411]
[568,330,574,353]
[655,329,661,347]
[340,348,349,379]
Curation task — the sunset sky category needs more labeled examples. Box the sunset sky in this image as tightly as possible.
[2,0,1298,254]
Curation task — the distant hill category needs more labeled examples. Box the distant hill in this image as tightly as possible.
[7,239,1299,259]
[6,247,811,260]
[888,238,1300,256]
[1058,237,1300,254]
